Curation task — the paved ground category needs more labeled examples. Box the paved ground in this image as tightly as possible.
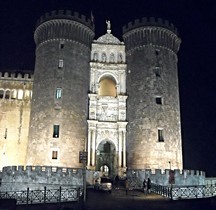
[5,187,216,210]
[83,188,216,210]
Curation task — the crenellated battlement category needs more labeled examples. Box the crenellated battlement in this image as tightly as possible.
[2,165,82,175]
[127,169,206,188]
[36,10,94,30]
[123,17,178,34]
[0,72,34,81]
[34,10,95,48]
[128,168,205,176]
[0,166,83,191]
[123,17,181,54]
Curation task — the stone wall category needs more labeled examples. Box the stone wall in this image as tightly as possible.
[123,18,183,170]
[127,169,206,189]
[0,166,83,191]
[205,177,216,185]
[0,72,32,169]
[27,11,95,168]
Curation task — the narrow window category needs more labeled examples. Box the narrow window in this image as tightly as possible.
[0,90,4,99]
[53,125,60,138]
[17,89,23,100]
[11,90,17,99]
[109,53,115,63]
[58,59,64,68]
[56,88,62,99]
[118,53,123,62]
[155,49,160,56]
[5,90,10,99]
[93,52,98,61]
[156,97,162,105]
[154,67,161,77]
[24,90,30,99]
[158,129,164,142]
[52,151,58,159]
[102,53,106,62]
[4,128,7,139]
[60,43,64,49]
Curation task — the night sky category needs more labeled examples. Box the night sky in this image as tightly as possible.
[0,0,216,177]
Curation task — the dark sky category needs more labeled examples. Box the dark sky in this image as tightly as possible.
[0,0,216,177]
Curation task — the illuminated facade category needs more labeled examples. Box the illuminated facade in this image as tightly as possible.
[0,11,183,178]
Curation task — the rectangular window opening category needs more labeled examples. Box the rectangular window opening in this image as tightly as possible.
[55,88,62,99]
[156,97,162,105]
[154,67,161,77]
[52,151,58,159]
[58,59,64,68]
[155,49,160,56]
[158,129,164,142]
[53,125,60,138]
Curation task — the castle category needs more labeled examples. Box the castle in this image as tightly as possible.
[0,10,183,183]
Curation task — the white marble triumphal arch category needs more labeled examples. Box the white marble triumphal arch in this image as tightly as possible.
[87,22,128,177]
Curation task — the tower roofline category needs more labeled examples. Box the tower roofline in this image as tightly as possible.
[36,10,95,31]
[123,17,178,35]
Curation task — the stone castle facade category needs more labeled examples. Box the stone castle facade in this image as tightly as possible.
[0,10,183,179]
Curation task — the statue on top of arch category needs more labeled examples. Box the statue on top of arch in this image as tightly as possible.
[106,20,111,33]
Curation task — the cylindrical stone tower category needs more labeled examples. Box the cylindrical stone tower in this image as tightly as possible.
[123,17,183,170]
[26,10,95,167]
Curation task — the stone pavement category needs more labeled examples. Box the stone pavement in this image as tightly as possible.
[13,187,216,210]
[83,188,216,210]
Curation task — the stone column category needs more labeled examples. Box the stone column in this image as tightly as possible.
[116,84,120,95]
[87,129,91,166]
[118,130,122,167]
[91,129,96,166]
[123,131,126,167]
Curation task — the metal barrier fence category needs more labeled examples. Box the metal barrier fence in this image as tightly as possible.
[151,183,216,200]
[0,186,81,205]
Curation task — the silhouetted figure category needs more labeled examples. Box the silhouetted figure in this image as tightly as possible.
[115,174,120,189]
[143,179,147,195]
[147,178,151,194]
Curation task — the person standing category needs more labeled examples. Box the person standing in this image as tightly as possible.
[147,178,151,194]
[143,179,147,195]
[115,174,120,189]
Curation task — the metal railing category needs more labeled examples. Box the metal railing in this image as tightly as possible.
[151,183,216,200]
[0,186,81,205]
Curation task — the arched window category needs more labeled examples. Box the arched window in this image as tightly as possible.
[30,91,33,99]
[93,52,98,61]
[11,89,17,99]
[5,90,10,99]
[98,76,117,97]
[102,53,106,62]
[0,89,4,99]
[17,89,23,100]
[118,53,123,62]
[109,53,115,63]
[24,90,30,99]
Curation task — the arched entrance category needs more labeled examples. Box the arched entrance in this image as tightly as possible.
[96,140,116,178]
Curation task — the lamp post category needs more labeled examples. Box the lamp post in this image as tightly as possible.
[83,161,87,203]
[79,151,87,203]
